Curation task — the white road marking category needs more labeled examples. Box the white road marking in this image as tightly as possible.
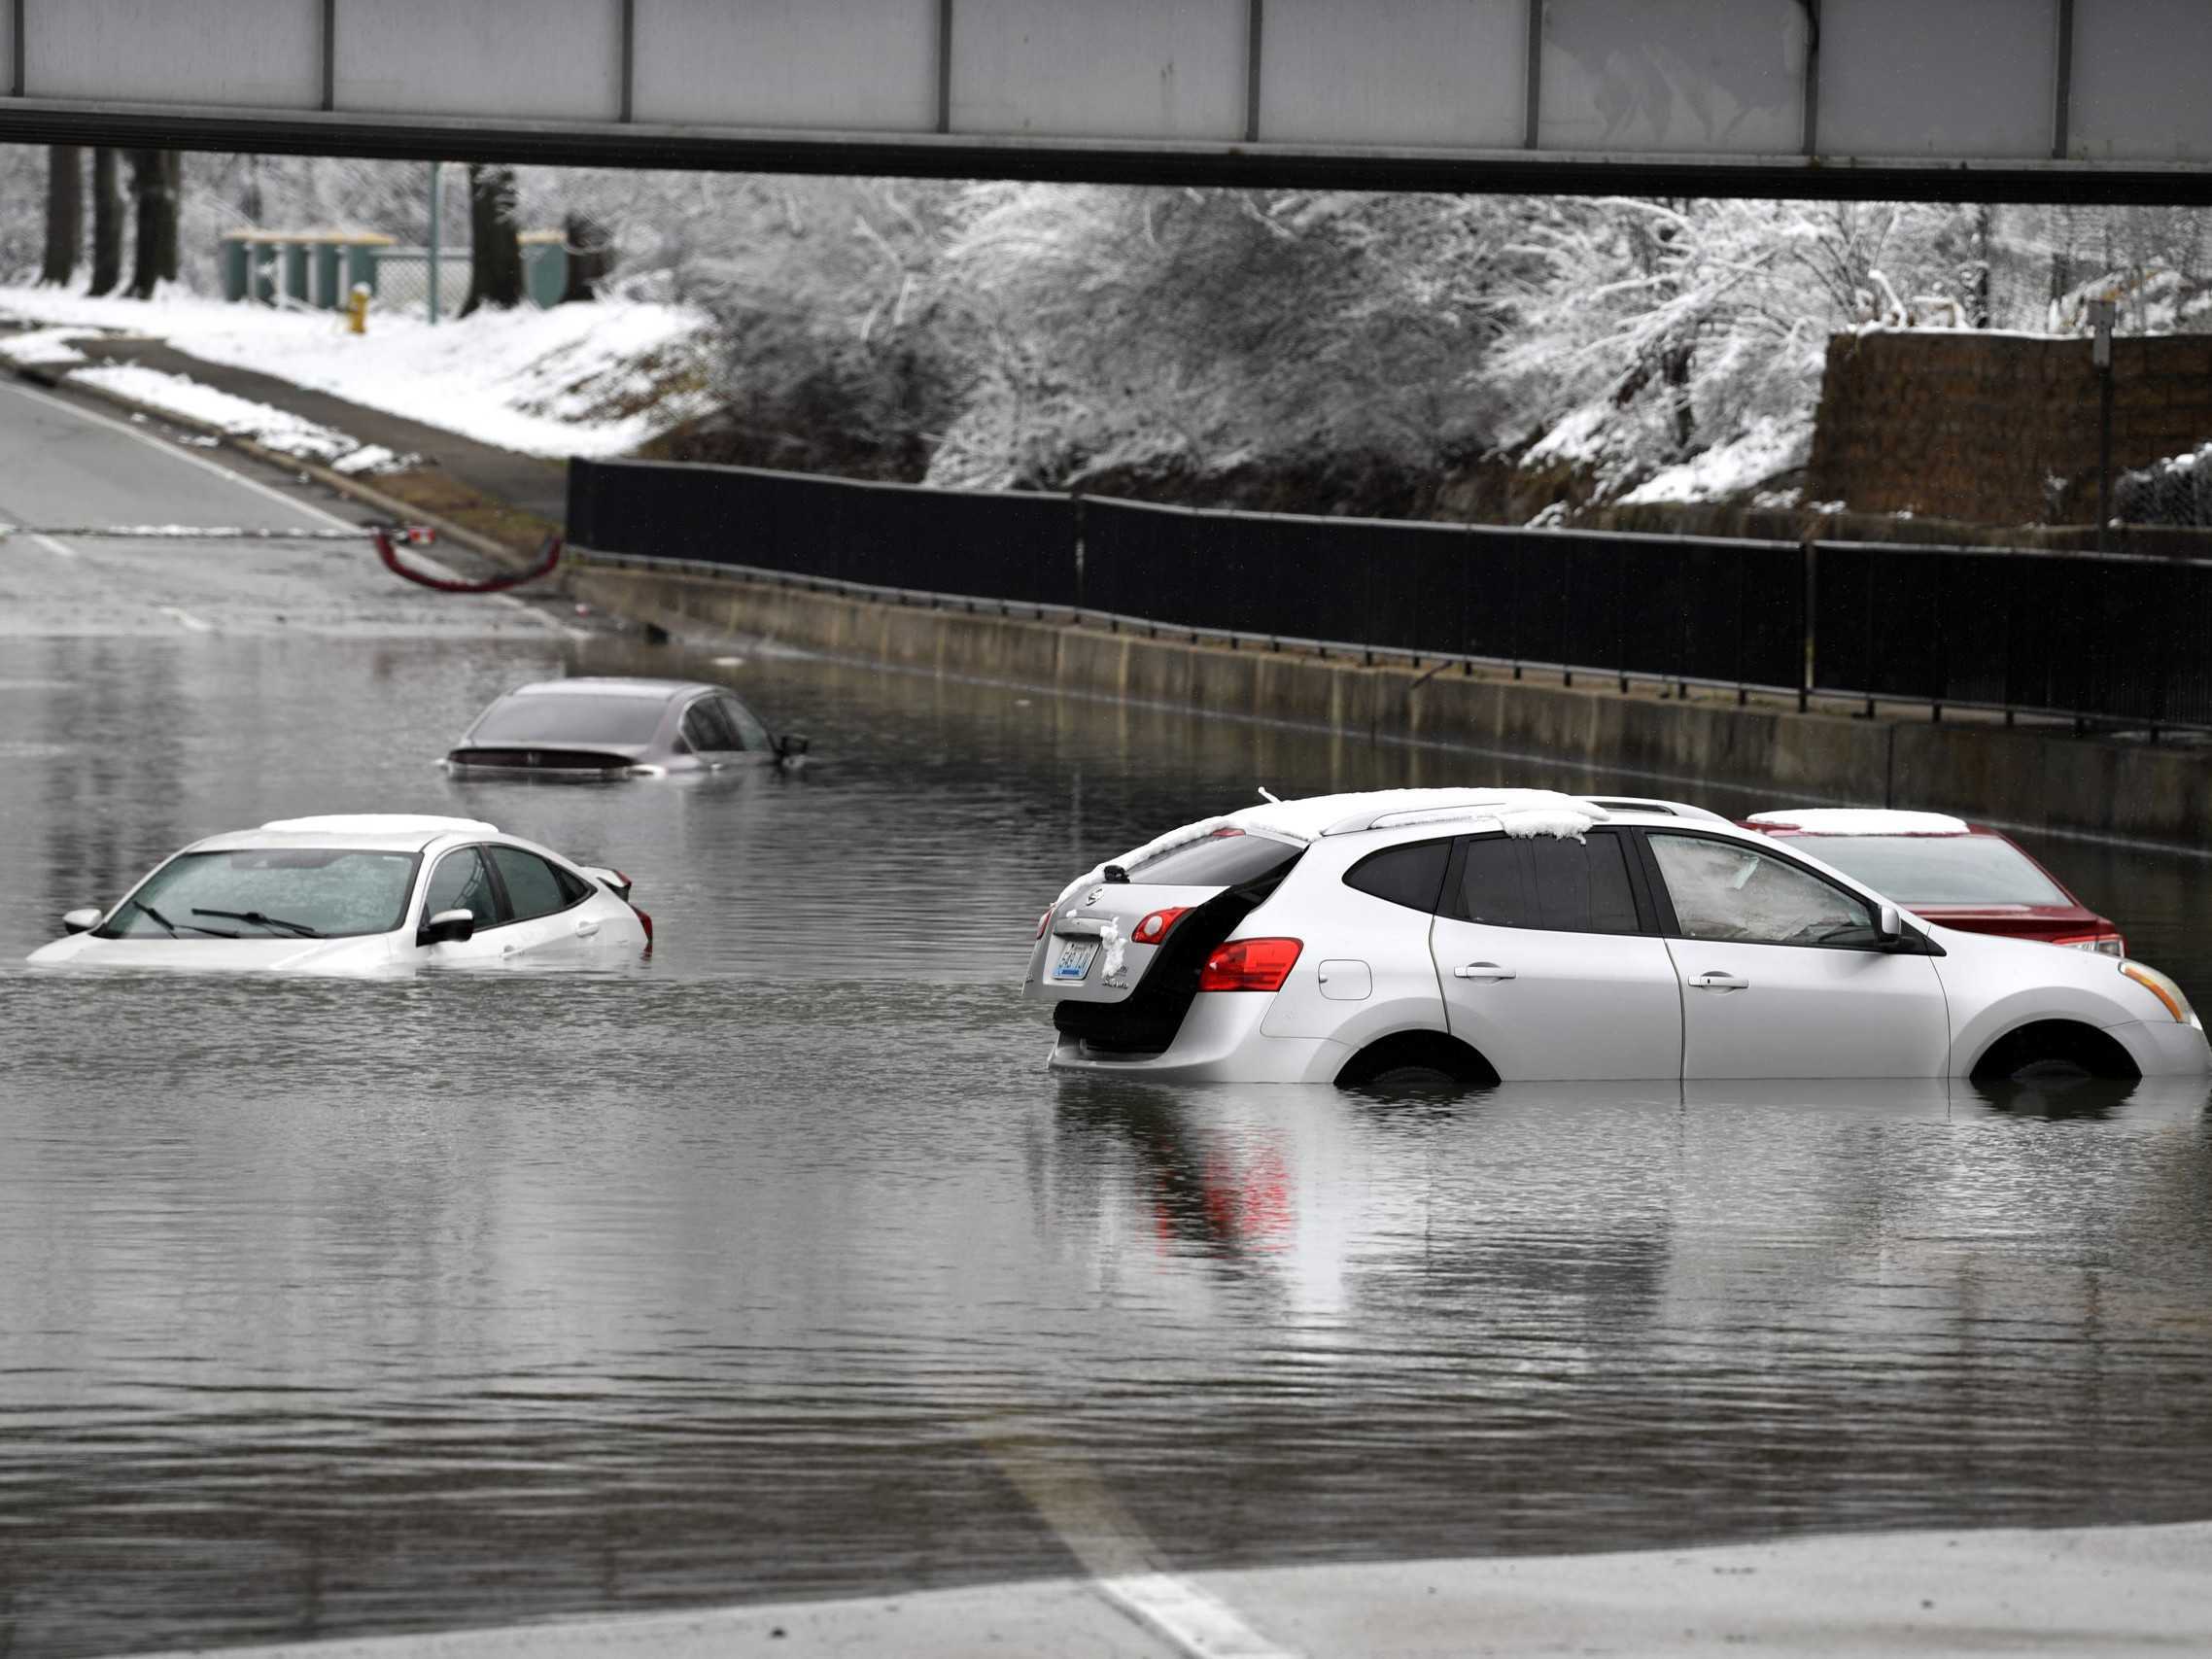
[1095,1573,1300,1659]
[159,605,214,634]
[981,1429,1301,1659]
[0,378,584,638]
[29,534,77,560]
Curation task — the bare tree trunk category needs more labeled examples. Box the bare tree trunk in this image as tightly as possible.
[461,164,525,315]
[557,212,610,304]
[126,150,182,300]
[87,149,125,296]
[40,146,84,287]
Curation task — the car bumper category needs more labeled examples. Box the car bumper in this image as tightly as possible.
[1046,991,1350,1084]
[2106,1015,2212,1077]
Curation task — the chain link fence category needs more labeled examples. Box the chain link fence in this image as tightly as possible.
[367,251,472,320]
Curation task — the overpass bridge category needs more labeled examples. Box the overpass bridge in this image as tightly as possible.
[3,1,2209,202]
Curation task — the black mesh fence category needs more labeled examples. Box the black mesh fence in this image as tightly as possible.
[569,459,1080,608]
[568,459,2212,729]
[1811,541,2212,727]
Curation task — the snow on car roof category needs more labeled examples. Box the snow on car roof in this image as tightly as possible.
[259,814,500,837]
[507,677,706,700]
[1061,789,1610,898]
[1748,809,1971,836]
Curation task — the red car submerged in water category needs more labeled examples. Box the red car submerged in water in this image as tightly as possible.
[1743,809,2125,957]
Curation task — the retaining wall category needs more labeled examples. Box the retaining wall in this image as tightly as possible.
[567,558,2212,849]
[1809,330,2212,526]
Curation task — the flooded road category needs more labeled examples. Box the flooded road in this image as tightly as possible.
[5,384,2212,1655]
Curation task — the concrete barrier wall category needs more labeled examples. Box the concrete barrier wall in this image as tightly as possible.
[569,560,2212,849]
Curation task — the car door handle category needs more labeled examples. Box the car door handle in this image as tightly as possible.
[574,920,600,938]
[1453,962,1515,982]
[1690,971,1749,991]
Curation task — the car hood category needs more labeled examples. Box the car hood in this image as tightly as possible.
[26,932,399,975]
[1907,903,2107,937]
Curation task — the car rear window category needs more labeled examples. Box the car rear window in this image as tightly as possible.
[469,694,666,746]
[1786,834,2068,906]
[1127,831,1302,888]
[1344,839,1452,913]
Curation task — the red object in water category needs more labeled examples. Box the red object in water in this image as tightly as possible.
[373,526,560,594]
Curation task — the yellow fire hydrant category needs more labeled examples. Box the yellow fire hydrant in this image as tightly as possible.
[347,284,371,335]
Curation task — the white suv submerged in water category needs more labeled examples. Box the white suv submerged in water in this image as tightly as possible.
[28,815,650,975]
[1022,790,2210,1089]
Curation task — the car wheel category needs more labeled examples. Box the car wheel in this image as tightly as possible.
[1358,1062,1465,1093]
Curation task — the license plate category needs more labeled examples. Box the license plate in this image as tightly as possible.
[1049,938,1098,983]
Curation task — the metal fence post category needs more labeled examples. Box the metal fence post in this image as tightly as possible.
[1861,552,1876,720]
[426,161,442,327]
[1797,539,1813,714]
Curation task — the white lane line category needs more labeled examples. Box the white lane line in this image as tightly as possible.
[0,378,584,639]
[159,605,214,634]
[1095,1573,1300,1659]
[29,534,77,560]
[980,1429,1301,1659]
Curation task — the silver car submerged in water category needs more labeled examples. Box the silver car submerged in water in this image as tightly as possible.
[27,814,652,975]
[443,677,807,779]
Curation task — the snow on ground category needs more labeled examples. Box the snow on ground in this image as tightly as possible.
[0,327,94,368]
[70,363,416,473]
[0,285,712,460]
[1617,417,1812,506]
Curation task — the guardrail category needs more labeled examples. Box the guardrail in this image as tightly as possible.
[569,457,2212,734]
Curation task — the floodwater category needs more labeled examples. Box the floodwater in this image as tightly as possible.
[6,627,2212,1657]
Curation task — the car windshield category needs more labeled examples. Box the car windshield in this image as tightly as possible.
[467,693,667,745]
[95,848,422,939]
[1786,834,2069,906]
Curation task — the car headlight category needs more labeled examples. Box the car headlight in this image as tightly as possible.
[2119,961,2195,1025]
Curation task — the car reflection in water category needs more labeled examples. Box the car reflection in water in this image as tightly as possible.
[1052,1073,2212,1362]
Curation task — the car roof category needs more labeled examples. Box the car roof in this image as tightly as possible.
[1745,809,1981,837]
[187,814,503,853]
[501,677,721,702]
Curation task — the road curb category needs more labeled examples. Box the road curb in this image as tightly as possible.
[0,355,550,577]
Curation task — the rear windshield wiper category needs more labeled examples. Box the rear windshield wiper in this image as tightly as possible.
[192,908,323,938]
[122,897,237,937]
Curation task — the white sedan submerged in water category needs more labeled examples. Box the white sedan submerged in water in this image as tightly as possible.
[1023,790,2209,1089]
[28,815,651,974]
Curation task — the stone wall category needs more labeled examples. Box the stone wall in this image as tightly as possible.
[1807,330,2212,527]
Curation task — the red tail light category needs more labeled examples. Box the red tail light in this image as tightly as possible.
[2053,930,2126,956]
[1132,906,1191,945]
[1036,907,1054,940]
[632,904,654,949]
[1197,938,1302,992]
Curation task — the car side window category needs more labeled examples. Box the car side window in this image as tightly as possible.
[1343,840,1452,913]
[718,695,773,752]
[488,847,577,923]
[682,698,739,753]
[423,847,503,928]
[1446,833,1641,935]
[1647,833,1875,947]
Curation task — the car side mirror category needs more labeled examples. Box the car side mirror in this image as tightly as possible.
[418,908,476,947]
[61,906,103,936]
[1876,902,1904,945]
[776,733,810,759]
